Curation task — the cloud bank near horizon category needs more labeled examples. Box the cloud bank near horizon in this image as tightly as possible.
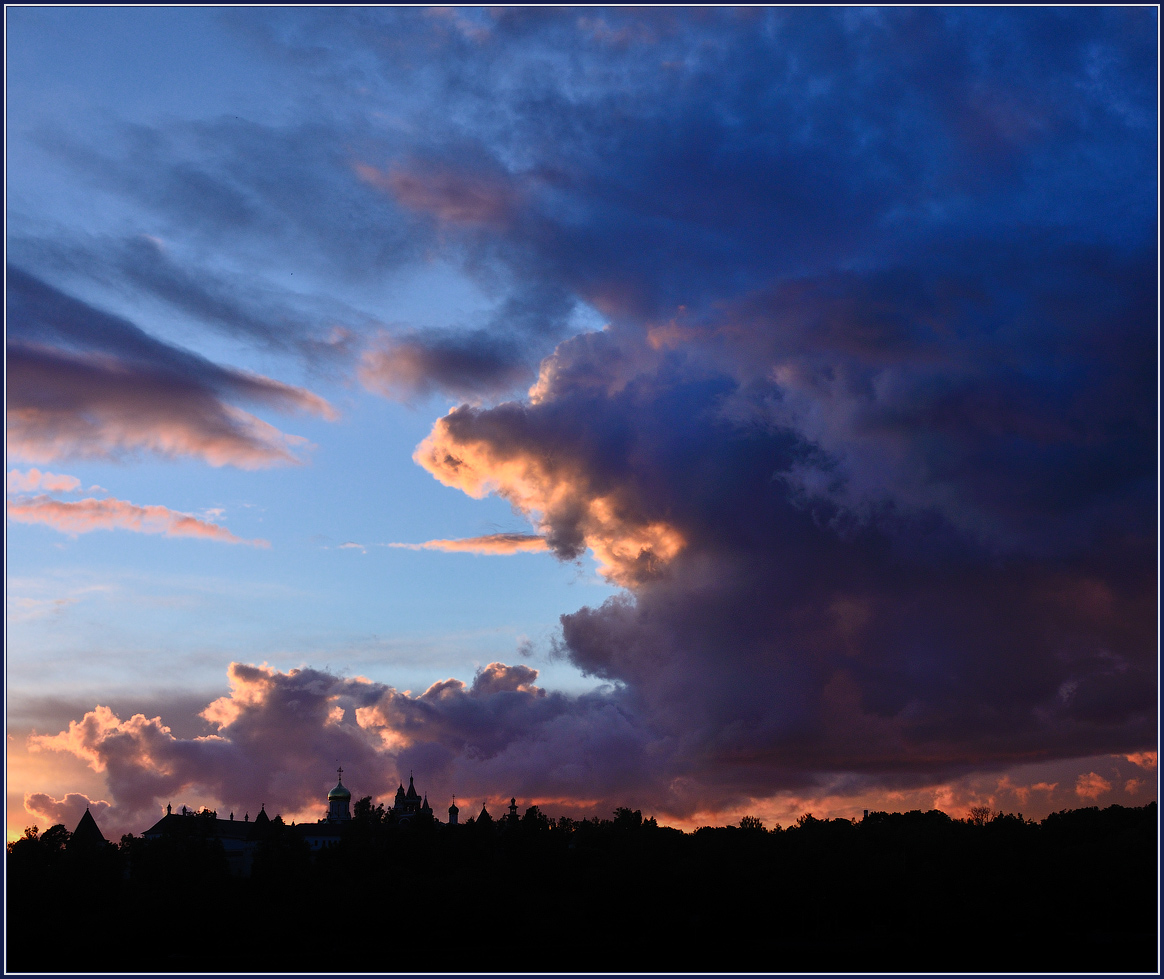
[26,659,1155,840]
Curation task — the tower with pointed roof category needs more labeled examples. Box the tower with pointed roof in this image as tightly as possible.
[386,772,438,826]
[70,808,108,849]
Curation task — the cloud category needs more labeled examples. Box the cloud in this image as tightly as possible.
[1074,772,1112,801]
[1125,751,1156,769]
[8,234,363,368]
[29,662,1152,837]
[359,329,534,403]
[7,495,268,547]
[24,792,112,831]
[29,662,660,831]
[357,160,522,228]
[388,534,548,556]
[414,393,687,586]
[6,267,335,468]
[11,8,1156,818]
[410,236,1155,796]
[7,468,82,494]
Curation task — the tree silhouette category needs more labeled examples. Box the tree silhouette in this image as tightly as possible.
[967,805,997,826]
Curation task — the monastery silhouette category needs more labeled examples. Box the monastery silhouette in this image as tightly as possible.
[121,768,501,874]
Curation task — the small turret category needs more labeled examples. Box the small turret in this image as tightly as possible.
[448,796,459,826]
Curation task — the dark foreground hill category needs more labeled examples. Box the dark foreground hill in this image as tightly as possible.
[7,802,1157,973]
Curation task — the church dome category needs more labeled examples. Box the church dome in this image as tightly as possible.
[328,780,351,801]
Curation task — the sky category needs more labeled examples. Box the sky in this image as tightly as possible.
[5,7,1158,841]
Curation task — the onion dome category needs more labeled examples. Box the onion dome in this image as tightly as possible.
[328,778,351,802]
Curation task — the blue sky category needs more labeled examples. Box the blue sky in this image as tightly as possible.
[6,7,1157,839]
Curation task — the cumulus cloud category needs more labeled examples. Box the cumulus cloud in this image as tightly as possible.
[30,662,662,832]
[7,468,82,494]
[24,792,112,831]
[1125,751,1156,769]
[388,534,548,556]
[410,238,1155,797]
[6,267,335,468]
[1075,772,1113,801]
[414,396,687,586]
[6,494,268,547]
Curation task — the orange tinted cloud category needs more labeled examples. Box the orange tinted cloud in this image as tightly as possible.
[7,381,319,470]
[1074,772,1112,800]
[389,533,548,555]
[6,468,82,494]
[1125,751,1156,769]
[414,409,683,585]
[6,494,268,547]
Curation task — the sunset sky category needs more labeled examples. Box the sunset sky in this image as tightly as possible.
[6,7,1157,842]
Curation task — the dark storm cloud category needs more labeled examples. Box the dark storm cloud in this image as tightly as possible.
[418,231,1156,798]
[6,267,335,467]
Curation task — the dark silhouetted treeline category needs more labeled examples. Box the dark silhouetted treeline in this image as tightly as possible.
[7,802,1157,972]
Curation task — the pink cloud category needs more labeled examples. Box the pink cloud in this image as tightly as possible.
[6,468,82,494]
[28,661,657,833]
[356,161,520,227]
[1124,751,1156,769]
[24,792,112,831]
[389,533,548,555]
[6,494,268,547]
[1074,772,1112,800]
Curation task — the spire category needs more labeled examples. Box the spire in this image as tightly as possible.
[71,808,107,847]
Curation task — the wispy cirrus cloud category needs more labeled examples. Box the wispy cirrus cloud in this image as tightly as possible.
[7,494,268,547]
[6,267,336,469]
[389,533,548,555]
